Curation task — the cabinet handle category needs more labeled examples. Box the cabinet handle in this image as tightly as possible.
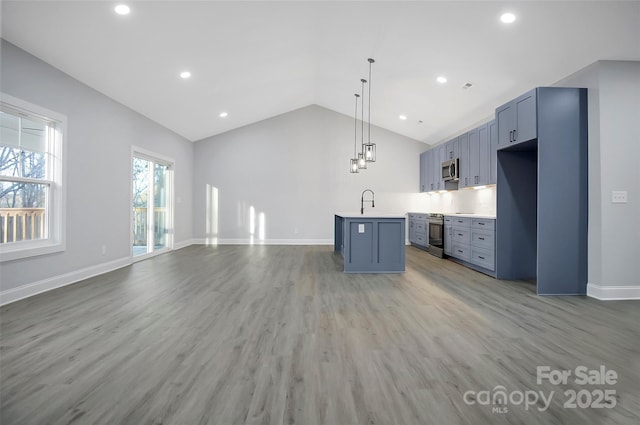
[509,130,513,142]
[513,129,517,141]
[458,233,463,236]
[457,250,463,253]
[479,256,485,260]
[478,237,485,240]
[478,222,484,225]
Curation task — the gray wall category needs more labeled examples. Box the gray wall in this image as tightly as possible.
[556,60,640,296]
[0,40,194,293]
[193,105,428,243]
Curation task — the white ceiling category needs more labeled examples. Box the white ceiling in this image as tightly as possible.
[2,1,639,145]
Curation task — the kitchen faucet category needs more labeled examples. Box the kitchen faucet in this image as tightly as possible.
[360,189,375,214]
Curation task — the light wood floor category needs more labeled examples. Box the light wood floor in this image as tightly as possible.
[1,245,639,425]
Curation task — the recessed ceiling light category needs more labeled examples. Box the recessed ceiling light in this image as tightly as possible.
[399,115,407,121]
[437,76,447,84]
[219,112,228,118]
[501,13,516,24]
[180,71,191,79]
[114,5,130,15]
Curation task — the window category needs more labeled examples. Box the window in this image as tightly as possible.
[0,94,65,262]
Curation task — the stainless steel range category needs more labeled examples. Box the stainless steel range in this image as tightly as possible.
[427,213,444,258]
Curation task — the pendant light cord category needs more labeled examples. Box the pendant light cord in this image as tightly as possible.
[360,79,366,152]
[354,94,359,157]
[368,58,374,143]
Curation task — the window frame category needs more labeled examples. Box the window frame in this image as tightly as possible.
[130,146,174,262]
[0,93,66,262]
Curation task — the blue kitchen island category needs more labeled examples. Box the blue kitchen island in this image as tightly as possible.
[334,213,406,273]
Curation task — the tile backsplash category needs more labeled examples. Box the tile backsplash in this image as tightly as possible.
[421,186,496,216]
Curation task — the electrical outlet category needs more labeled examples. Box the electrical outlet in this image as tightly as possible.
[612,191,628,204]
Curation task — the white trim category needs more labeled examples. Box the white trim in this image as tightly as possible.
[130,146,175,258]
[587,283,640,300]
[175,239,198,249]
[192,238,334,246]
[0,256,131,306]
[0,93,67,263]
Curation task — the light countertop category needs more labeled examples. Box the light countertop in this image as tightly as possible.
[444,213,496,219]
[408,212,496,219]
[335,212,406,219]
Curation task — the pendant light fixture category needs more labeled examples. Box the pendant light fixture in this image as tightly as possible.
[357,78,367,170]
[350,93,360,173]
[364,58,377,162]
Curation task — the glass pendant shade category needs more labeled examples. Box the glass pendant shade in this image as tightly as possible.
[350,158,359,173]
[350,92,360,174]
[364,142,376,162]
[357,152,367,169]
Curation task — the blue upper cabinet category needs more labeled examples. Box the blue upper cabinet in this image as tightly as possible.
[419,120,495,192]
[419,150,428,192]
[444,137,458,160]
[459,123,491,188]
[477,123,490,186]
[458,131,470,188]
[433,145,442,191]
[489,119,498,184]
[468,127,480,187]
[496,88,537,149]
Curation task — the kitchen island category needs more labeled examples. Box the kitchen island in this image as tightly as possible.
[334,213,406,273]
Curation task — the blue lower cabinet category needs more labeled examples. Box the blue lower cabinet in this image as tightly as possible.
[335,215,406,273]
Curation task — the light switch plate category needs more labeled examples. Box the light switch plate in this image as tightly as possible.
[358,224,365,233]
[612,191,628,203]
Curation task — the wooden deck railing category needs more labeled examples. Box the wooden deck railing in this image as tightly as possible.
[0,207,166,245]
[0,208,46,243]
[132,207,167,246]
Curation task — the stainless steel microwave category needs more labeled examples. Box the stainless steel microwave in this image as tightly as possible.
[442,158,459,181]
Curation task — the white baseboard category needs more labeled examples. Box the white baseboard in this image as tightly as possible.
[587,283,640,300]
[0,256,131,306]
[192,238,334,246]
[174,239,198,250]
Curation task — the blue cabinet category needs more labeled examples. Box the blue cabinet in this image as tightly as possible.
[335,214,406,273]
[409,213,428,248]
[419,151,428,192]
[477,123,490,185]
[409,214,417,243]
[457,132,470,188]
[489,119,498,184]
[445,216,496,275]
[496,87,588,295]
[458,123,492,189]
[444,217,453,255]
[496,89,537,149]
[444,137,458,160]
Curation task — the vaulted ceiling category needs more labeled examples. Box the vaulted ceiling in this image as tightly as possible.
[2,1,639,144]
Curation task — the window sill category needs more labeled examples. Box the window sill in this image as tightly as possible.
[0,240,65,262]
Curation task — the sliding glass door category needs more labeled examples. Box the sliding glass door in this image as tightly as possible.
[132,152,173,258]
